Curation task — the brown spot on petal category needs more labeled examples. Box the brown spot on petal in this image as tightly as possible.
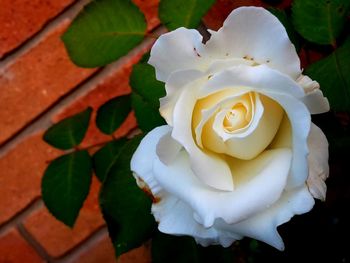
[193,47,201,57]
[141,186,161,204]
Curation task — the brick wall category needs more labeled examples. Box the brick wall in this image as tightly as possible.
[0,0,158,262]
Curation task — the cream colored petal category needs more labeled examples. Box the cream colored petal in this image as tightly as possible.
[204,94,283,160]
[131,125,171,195]
[153,148,292,227]
[172,82,234,191]
[149,28,208,82]
[269,114,292,149]
[215,185,314,250]
[156,130,182,165]
[204,7,301,79]
[199,65,305,100]
[152,194,220,242]
[160,69,204,125]
[263,92,311,189]
[192,89,253,147]
[307,123,329,201]
[297,75,320,92]
[206,58,255,74]
[301,89,330,114]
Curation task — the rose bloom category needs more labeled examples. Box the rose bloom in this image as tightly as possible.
[131,7,329,250]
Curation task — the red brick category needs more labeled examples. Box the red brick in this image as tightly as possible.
[52,41,154,148]
[0,132,61,225]
[203,0,293,31]
[0,0,75,58]
[203,0,265,30]
[70,233,151,263]
[133,0,160,31]
[0,20,97,145]
[23,176,105,258]
[0,228,44,263]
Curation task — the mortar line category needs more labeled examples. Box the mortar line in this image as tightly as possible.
[17,223,52,262]
[0,198,43,236]
[53,227,109,263]
[0,0,91,67]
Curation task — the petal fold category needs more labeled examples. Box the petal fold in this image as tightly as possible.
[307,123,329,200]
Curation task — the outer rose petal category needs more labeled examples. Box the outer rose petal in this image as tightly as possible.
[199,65,305,100]
[153,148,292,228]
[215,185,314,250]
[302,89,330,114]
[131,125,171,196]
[307,123,329,201]
[204,7,301,79]
[149,28,208,82]
[263,92,311,189]
[152,195,221,242]
[160,69,204,126]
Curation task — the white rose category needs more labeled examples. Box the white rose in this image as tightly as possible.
[131,7,329,250]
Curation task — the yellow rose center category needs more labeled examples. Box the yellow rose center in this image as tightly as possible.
[192,89,284,160]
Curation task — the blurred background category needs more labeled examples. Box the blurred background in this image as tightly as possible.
[0,0,349,262]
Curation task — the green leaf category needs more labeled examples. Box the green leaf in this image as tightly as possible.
[159,0,216,30]
[43,107,92,150]
[292,0,350,45]
[62,0,147,67]
[42,150,92,227]
[306,37,350,111]
[96,95,131,135]
[99,135,156,256]
[152,232,199,263]
[268,8,301,51]
[130,63,166,132]
[92,138,127,182]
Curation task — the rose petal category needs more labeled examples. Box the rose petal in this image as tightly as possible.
[149,28,208,82]
[152,194,220,242]
[297,75,320,93]
[203,94,283,160]
[156,130,182,165]
[307,123,329,201]
[160,69,204,126]
[301,89,330,114]
[192,88,254,147]
[131,125,171,195]
[199,65,305,100]
[269,114,292,149]
[172,82,234,191]
[215,185,314,250]
[263,92,311,189]
[206,58,255,74]
[204,7,301,79]
[153,148,292,227]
